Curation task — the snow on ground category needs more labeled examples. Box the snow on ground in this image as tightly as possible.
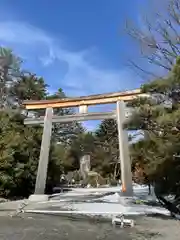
[58,202,170,218]
[48,184,170,218]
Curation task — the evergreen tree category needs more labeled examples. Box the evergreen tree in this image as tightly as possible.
[126,57,180,195]
[0,47,85,198]
[0,47,21,108]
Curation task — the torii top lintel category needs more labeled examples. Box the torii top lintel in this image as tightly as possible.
[23,88,148,110]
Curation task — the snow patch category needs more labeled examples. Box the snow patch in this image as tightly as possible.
[50,185,170,218]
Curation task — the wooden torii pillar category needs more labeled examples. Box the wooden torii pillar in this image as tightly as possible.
[23,89,148,200]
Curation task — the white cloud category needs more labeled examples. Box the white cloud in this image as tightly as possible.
[0,21,137,97]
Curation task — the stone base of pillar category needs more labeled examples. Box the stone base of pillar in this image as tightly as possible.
[28,194,49,202]
[121,185,133,197]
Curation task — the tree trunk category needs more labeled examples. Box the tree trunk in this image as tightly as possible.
[148,183,151,195]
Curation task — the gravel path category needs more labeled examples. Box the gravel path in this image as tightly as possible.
[131,215,180,240]
[0,213,179,240]
[0,214,130,240]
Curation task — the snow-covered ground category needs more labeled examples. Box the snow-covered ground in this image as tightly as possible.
[46,184,170,218]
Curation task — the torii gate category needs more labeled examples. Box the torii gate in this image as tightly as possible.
[23,89,148,200]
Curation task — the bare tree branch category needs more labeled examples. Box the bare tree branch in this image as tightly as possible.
[125,0,180,78]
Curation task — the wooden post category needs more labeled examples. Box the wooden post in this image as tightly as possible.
[34,107,53,195]
[116,101,133,196]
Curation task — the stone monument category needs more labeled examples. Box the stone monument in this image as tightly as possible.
[80,155,91,183]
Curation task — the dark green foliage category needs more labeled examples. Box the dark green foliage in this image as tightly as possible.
[93,119,120,178]
[0,47,22,109]
[126,57,180,195]
[0,47,85,198]
[11,73,48,103]
[0,110,41,198]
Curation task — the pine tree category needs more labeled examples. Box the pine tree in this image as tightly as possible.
[126,57,180,195]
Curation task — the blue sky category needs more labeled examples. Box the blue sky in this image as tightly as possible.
[0,0,150,130]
